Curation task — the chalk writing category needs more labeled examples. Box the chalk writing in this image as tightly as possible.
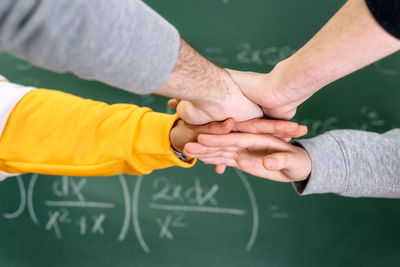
[374,54,400,76]
[236,43,296,67]
[152,177,219,206]
[156,213,186,240]
[1,171,259,253]
[202,43,296,67]
[359,106,386,130]
[299,106,387,136]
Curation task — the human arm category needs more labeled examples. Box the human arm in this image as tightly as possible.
[229,0,400,120]
[0,0,179,94]
[293,128,400,198]
[185,128,400,198]
[0,80,234,180]
[0,0,262,125]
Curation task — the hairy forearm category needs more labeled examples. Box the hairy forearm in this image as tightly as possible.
[274,0,400,95]
[155,39,234,105]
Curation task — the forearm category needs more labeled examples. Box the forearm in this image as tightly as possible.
[0,0,179,94]
[273,0,400,95]
[0,89,194,177]
[293,129,400,198]
[155,39,235,105]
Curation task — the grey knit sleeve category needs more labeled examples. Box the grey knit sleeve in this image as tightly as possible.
[0,0,180,94]
[293,129,400,198]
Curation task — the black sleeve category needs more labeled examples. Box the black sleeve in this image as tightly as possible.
[365,0,400,39]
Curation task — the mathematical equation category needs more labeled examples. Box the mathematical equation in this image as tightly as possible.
[201,43,399,77]
[203,43,296,68]
[1,169,259,253]
[299,106,389,137]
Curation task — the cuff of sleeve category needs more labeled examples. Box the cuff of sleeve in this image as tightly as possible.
[0,78,35,137]
[110,1,181,94]
[291,133,348,196]
[0,171,19,182]
[0,76,33,180]
[131,112,196,174]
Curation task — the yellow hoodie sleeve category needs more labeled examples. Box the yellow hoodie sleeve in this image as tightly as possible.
[0,89,195,176]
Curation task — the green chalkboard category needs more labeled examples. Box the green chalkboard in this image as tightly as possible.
[1,0,400,266]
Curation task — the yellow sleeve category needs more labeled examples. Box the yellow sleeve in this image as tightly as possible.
[0,89,195,176]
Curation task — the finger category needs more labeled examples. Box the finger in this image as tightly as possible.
[271,134,300,143]
[199,157,237,167]
[214,165,226,174]
[184,142,238,155]
[198,133,289,151]
[185,149,237,160]
[196,118,235,135]
[168,99,181,109]
[272,135,292,143]
[263,152,292,171]
[184,142,214,154]
[176,101,211,125]
[233,118,308,138]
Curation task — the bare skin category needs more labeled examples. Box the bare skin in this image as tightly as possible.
[169,118,235,153]
[183,132,312,182]
[227,0,400,120]
[170,118,307,153]
[157,39,263,125]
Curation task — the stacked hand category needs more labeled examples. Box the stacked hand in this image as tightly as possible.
[169,67,312,182]
[159,39,314,183]
[183,125,311,182]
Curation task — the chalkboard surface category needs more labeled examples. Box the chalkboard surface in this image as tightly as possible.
[1,1,400,266]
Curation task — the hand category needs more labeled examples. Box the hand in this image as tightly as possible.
[169,118,235,153]
[226,68,312,120]
[183,132,311,182]
[157,39,263,125]
[170,71,263,125]
[232,118,307,142]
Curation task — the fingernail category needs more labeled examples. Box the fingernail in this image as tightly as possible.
[266,158,277,169]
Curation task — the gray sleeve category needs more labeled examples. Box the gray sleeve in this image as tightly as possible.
[0,0,180,94]
[292,129,400,198]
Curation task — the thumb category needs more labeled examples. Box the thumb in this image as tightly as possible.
[197,118,235,135]
[176,101,212,125]
[262,153,291,171]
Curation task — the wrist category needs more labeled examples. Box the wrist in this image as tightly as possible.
[195,68,237,106]
[169,119,184,152]
[272,57,327,97]
[169,119,196,153]
[156,38,232,106]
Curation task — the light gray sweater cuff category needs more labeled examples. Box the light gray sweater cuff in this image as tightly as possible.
[293,129,400,198]
[292,133,348,196]
[0,0,180,94]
